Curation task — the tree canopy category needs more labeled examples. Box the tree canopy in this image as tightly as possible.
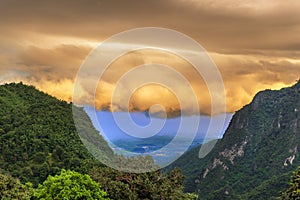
[0,82,198,199]
[34,169,109,200]
[0,171,32,200]
[90,166,198,200]
[281,167,300,199]
[0,82,111,185]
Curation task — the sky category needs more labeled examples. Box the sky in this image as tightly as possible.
[1,0,300,115]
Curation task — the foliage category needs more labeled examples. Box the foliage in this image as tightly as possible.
[0,171,33,200]
[168,80,300,199]
[0,82,196,199]
[111,154,160,173]
[183,192,199,200]
[33,169,108,200]
[90,166,197,200]
[165,140,217,192]
[281,166,300,199]
[0,82,112,185]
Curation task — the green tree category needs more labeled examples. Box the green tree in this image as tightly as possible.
[184,193,199,200]
[34,169,109,200]
[281,166,300,199]
[0,83,111,186]
[90,166,197,200]
[0,172,33,200]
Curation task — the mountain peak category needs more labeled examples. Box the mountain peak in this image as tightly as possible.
[168,79,300,199]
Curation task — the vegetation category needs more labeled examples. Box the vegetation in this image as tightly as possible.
[0,82,111,185]
[2,81,298,199]
[90,166,197,200]
[34,169,108,200]
[168,80,300,199]
[0,82,198,199]
[281,167,300,199]
[165,140,216,192]
[0,170,33,200]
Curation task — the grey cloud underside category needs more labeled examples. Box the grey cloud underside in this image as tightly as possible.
[1,0,300,53]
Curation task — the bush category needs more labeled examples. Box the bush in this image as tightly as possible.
[34,169,109,200]
[281,167,300,199]
[0,172,33,200]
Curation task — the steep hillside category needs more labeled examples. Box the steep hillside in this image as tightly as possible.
[0,82,113,185]
[168,81,300,199]
[0,82,200,199]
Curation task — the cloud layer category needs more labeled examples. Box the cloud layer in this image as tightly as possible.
[0,0,300,114]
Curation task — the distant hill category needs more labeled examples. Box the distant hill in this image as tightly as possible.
[0,82,112,185]
[84,107,233,166]
[168,80,300,199]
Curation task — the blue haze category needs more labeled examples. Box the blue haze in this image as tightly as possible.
[84,106,233,165]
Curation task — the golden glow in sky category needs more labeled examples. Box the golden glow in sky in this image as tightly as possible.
[0,0,300,115]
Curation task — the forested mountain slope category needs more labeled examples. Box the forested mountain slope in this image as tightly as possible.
[0,82,112,185]
[168,80,300,199]
[0,82,199,199]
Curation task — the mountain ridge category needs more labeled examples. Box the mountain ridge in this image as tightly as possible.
[168,80,300,199]
[0,82,112,185]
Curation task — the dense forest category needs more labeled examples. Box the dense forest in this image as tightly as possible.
[0,82,197,199]
[168,81,300,199]
[0,82,107,185]
[0,82,299,199]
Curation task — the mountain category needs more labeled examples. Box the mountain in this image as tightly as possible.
[84,108,233,142]
[168,80,300,199]
[84,107,233,166]
[0,82,112,185]
[0,82,199,199]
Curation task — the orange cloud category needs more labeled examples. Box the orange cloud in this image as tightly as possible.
[0,0,300,115]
